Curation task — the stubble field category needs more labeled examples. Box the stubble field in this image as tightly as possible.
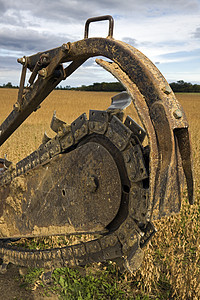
[0,89,199,299]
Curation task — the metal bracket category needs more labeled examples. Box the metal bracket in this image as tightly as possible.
[89,110,109,134]
[106,116,132,151]
[124,116,146,143]
[71,113,88,143]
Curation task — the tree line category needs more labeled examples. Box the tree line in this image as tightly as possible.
[1,80,200,92]
[169,80,200,93]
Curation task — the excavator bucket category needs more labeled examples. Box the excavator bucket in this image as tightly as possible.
[0,15,194,273]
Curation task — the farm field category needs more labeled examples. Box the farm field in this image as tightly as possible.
[0,89,199,299]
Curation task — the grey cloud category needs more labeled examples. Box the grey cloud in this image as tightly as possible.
[37,1,98,23]
[122,37,137,47]
[0,0,97,26]
[0,0,6,14]
[85,0,200,14]
[193,27,200,39]
[0,27,71,53]
[0,55,20,70]
[1,0,199,28]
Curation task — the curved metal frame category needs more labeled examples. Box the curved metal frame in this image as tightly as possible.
[65,37,193,217]
[0,17,193,221]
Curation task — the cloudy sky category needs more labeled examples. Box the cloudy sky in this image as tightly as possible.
[0,0,200,87]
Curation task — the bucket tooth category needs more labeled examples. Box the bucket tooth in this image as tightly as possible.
[42,131,51,144]
[107,92,132,111]
[50,111,66,133]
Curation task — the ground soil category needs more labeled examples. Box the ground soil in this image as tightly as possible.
[0,264,58,300]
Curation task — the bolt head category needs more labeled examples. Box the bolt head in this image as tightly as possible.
[163,85,172,95]
[38,68,47,77]
[13,102,20,111]
[97,123,102,130]
[17,57,26,65]
[173,109,182,119]
[130,234,135,240]
[61,43,70,52]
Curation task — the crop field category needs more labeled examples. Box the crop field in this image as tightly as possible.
[0,89,199,299]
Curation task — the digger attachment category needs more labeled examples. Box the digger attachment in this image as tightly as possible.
[0,16,194,273]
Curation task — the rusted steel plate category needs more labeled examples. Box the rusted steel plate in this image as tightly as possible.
[0,142,121,238]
